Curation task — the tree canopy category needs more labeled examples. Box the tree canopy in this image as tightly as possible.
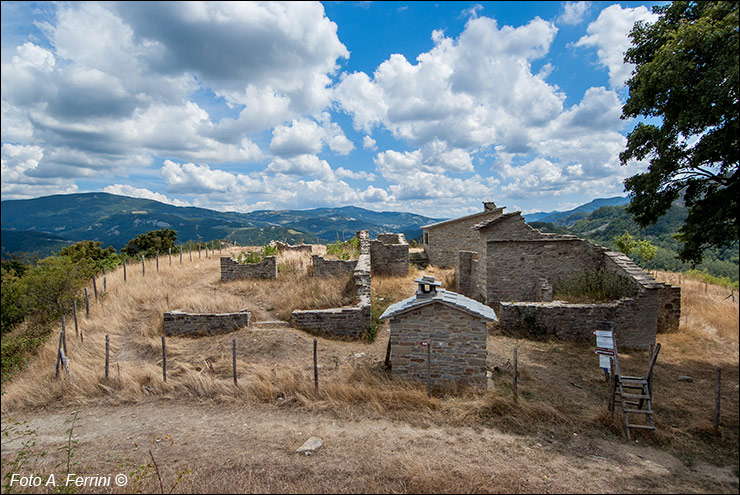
[620,1,739,265]
[121,228,178,258]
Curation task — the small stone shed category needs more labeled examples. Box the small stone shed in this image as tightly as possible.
[380,276,497,387]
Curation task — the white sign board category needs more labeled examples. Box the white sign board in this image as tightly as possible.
[594,329,614,371]
[594,330,614,349]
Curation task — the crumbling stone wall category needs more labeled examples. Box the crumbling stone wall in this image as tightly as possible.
[422,203,504,268]
[311,255,357,278]
[273,241,313,253]
[450,210,681,348]
[657,285,681,333]
[370,233,409,276]
[163,309,251,337]
[456,251,478,297]
[220,256,278,280]
[498,290,660,349]
[291,231,371,338]
[389,303,487,387]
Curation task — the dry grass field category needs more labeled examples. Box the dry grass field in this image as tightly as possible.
[1,249,738,493]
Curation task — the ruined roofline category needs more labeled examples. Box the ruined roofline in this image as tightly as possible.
[473,211,578,239]
[422,206,505,230]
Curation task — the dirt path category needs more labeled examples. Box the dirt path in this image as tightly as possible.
[2,400,736,493]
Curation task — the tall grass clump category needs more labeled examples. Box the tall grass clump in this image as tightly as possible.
[553,269,638,303]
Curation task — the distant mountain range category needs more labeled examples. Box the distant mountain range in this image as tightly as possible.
[522,196,630,226]
[0,193,440,258]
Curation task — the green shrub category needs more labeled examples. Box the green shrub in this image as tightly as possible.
[326,237,360,260]
[1,268,23,334]
[553,269,639,303]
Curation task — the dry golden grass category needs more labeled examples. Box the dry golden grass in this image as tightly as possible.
[1,253,738,491]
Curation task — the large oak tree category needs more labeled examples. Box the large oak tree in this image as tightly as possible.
[620,1,738,265]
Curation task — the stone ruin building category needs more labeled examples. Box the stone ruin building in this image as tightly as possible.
[380,275,497,387]
[423,201,681,349]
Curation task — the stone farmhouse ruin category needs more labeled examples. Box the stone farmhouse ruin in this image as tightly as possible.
[423,202,681,349]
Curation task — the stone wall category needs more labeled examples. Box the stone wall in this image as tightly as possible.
[311,255,357,278]
[456,251,478,298]
[657,285,681,333]
[476,213,605,305]
[220,256,278,280]
[273,241,313,253]
[370,233,409,276]
[163,309,251,337]
[498,289,659,349]
[389,303,487,387]
[291,231,372,338]
[422,204,504,268]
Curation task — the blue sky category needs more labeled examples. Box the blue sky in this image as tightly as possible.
[1,1,664,218]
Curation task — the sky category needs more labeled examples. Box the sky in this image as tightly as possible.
[0,1,666,218]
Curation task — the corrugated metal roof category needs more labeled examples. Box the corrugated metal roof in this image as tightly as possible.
[380,289,497,322]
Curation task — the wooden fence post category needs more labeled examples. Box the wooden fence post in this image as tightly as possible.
[169,247,172,267]
[198,243,201,259]
[608,357,617,413]
[180,245,183,264]
[142,255,146,276]
[426,342,432,398]
[55,331,64,379]
[162,336,167,382]
[61,315,67,356]
[84,288,90,318]
[232,338,237,386]
[513,347,518,403]
[156,253,159,272]
[92,276,98,302]
[313,338,318,392]
[73,300,79,337]
[102,266,107,293]
[123,258,127,282]
[714,366,722,432]
[189,245,192,262]
[105,334,110,384]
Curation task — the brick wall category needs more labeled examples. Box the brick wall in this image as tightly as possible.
[370,233,409,276]
[291,231,372,338]
[389,303,487,387]
[220,256,278,281]
[163,309,251,337]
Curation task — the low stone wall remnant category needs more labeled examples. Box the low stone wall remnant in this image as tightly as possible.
[291,230,371,338]
[221,255,277,281]
[163,309,251,337]
[311,255,357,278]
[273,241,313,253]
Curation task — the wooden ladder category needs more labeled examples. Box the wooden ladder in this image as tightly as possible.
[611,341,661,441]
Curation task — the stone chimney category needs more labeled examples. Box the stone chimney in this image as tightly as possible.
[415,275,442,298]
[483,201,497,211]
